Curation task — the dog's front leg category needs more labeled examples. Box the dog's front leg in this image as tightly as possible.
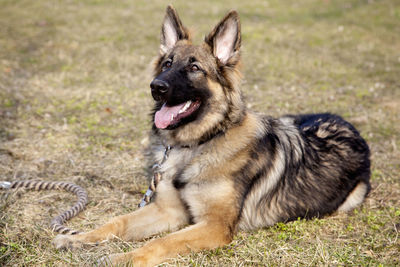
[105,220,233,267]
[53,182,189,249]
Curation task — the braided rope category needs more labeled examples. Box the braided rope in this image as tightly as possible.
[0,180,88,235]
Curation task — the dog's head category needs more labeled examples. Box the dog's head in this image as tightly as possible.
[151,6,245,146]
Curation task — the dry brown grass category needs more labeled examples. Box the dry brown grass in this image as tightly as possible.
[1,0,399,266]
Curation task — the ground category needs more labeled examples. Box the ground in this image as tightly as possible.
[0,0,399,266]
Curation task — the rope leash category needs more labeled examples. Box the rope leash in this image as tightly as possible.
[0,146,171,234]
[0,180,88,235]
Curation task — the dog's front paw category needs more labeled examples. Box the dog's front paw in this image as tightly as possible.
[53,234,83,250]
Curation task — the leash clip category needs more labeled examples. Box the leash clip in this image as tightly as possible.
[163,145,171,159]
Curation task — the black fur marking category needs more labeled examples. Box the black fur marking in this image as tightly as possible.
[173,178,187,190]
[198,129,225,146]
[234,121,280,222]
[182,200,195,225]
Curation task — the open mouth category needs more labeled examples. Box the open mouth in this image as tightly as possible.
[154,99,201,129]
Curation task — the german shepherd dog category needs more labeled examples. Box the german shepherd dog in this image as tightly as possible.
[53,6,371,266]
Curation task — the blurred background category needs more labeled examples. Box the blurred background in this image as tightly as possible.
[1,0,399,265]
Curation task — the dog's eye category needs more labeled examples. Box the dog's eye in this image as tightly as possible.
[190,64,199,72]
[163,60,172,70]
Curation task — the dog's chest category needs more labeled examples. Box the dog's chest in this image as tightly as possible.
[153,145,202,185]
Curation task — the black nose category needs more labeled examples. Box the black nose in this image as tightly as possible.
[150,79,169,100]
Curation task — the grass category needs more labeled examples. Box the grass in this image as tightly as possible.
[1,0,399,266]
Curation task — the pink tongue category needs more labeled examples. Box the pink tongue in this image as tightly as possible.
[155,103,186,129]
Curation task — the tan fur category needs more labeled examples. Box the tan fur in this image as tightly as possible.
[105,221,231,266]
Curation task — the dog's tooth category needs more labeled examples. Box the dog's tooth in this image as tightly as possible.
[171,114,174,121]
[183,101,192,111]
[178,100,192,115]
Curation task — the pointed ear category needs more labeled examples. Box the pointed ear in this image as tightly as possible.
[160,5,190,54]
[205,11,241,65]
